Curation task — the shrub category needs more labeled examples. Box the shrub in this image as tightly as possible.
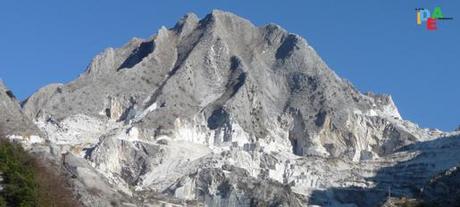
[0,139,79,207]
[0,139,38,207]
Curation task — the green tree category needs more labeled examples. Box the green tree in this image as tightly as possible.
[0,138,79,207]
[0,140,39,207]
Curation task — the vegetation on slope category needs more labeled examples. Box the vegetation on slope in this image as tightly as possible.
[0,139,79,207]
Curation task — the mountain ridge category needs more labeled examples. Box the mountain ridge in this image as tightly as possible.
[0,10,457,207]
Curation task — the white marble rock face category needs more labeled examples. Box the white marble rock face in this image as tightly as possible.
[0,10,459,207]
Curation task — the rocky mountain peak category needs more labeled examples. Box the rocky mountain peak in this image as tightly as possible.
[22,10,432,161]
[0,79,5,89]
[0,81,40,137]
[173,12,199,36]
[2,10,455,206]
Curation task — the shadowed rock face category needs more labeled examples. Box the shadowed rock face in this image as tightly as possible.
[420,163,460,206]
[1,10,454,206]
[319,134,460,207]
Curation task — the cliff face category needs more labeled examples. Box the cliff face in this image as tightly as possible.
[0,81,40,137]
[23,11,429,160]
[421,165,460,206]
[0,10,457,207]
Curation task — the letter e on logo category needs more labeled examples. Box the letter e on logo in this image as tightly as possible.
[427,18,437,30]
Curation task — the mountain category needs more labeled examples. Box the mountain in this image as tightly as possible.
[0,81,40,137]
[1,10,458,206]
[23,10,433,159]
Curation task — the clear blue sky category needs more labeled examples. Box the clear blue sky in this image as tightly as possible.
[0,1,459,131]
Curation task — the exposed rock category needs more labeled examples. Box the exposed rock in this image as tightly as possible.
[0,10,458,207]
[419,155,460,205]
[0,80,41,137]
[22,10,433,161]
